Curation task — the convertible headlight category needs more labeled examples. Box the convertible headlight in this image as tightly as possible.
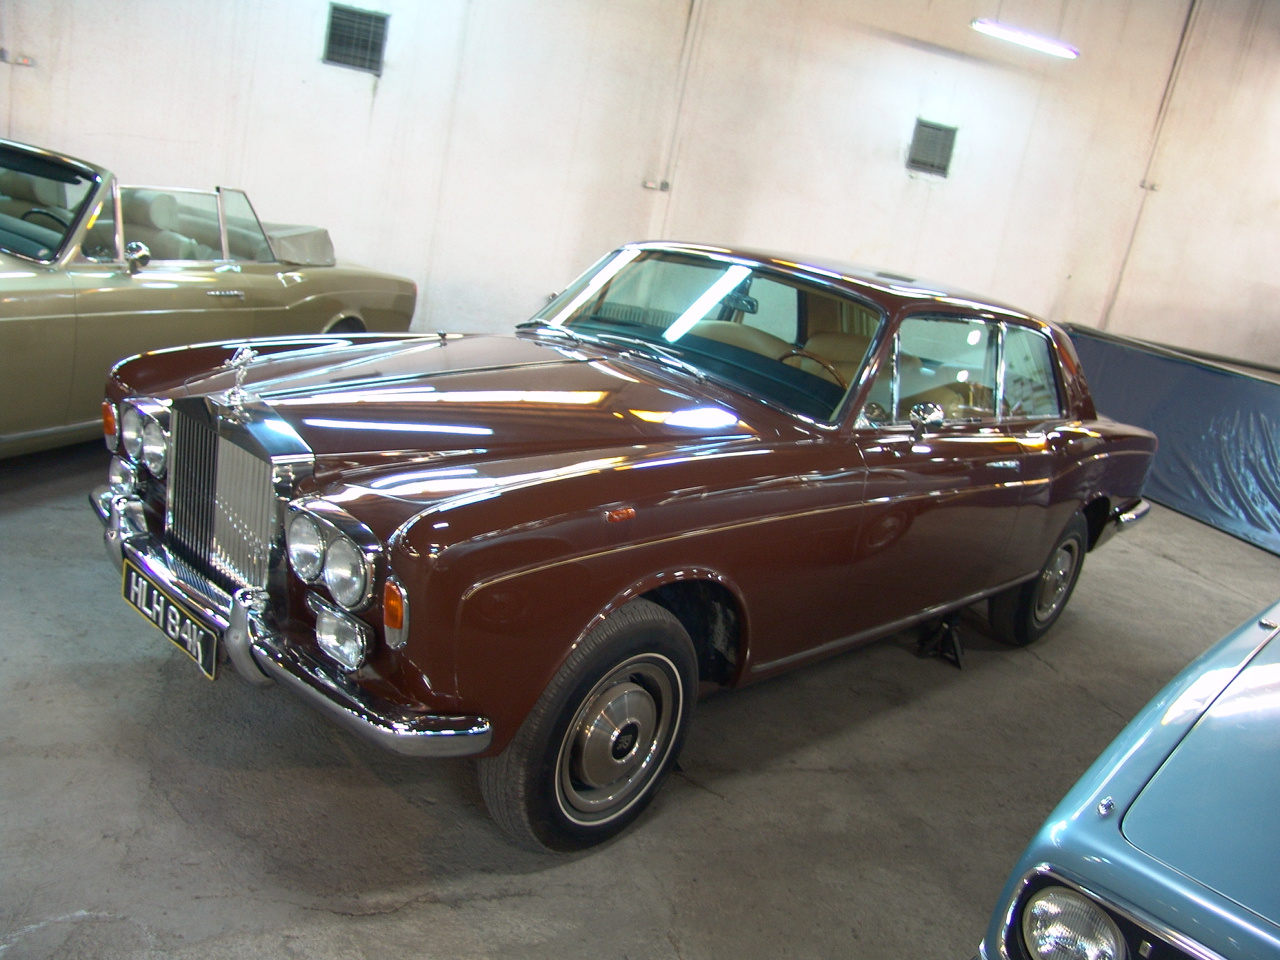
[286,513,326,581]
[323,535,370,608]
[141,418,168,477]
[121,406,144,459]
[1021,887,1126,960]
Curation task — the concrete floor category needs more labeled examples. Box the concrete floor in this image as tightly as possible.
[3,441,1278,960]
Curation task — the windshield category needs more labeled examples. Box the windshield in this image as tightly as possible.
[0,145,101,262]
[532,249,881,421]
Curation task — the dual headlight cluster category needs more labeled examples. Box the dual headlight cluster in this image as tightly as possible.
[286,511,375,609]
[1020,885,1126,960]
[106,400,170,479]
[286,506,390,673]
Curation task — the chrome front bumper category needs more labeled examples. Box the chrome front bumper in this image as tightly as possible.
[92,486,492,758]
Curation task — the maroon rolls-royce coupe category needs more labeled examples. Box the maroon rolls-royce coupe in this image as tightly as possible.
[93,242,1155,850]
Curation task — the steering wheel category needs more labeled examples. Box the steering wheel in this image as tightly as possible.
[21,207,71,229]
[782,348,848,389]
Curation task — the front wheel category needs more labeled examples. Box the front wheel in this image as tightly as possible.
[478,598,697,852]
[989,514,1088,646]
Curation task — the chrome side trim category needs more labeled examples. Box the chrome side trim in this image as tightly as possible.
[251,634,492,758]
[998,865,1230,960]
[749,571,1038,674]
[1116,499,1151,528]
[2,417,102,445]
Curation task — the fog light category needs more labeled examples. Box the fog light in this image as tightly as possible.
[310,597,371,672]
[1022,887,1126,960]
[108,456,139,496]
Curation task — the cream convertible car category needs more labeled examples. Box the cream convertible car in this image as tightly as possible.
[0,138,417,458]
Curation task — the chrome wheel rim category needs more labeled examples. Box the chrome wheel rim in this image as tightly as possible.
[1033,540,1079,625]
[555,654,681,825]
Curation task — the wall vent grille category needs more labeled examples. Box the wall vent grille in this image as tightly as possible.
[324,4,388,76]
[907,120,957,177]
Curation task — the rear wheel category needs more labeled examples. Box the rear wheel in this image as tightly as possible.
[478,598,696,852]
[989,514,1088,646]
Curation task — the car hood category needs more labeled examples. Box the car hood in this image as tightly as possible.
[186,333,770,468]
[1122,629,1280,926]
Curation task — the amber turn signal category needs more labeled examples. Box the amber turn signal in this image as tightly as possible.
[101,400,118,450]
[383,578,406,631]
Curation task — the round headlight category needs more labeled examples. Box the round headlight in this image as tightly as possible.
[1022,887,1126,960]
[323,535,370,608]
[141,418,168,477]
[121,406,144,459]
[287,513,326,581]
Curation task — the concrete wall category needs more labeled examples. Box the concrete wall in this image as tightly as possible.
[0,0,1274,363]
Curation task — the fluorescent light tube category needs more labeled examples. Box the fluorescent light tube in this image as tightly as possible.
[971,18,1079,59]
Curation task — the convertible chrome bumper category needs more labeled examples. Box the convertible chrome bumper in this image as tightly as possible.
[92,486,492,758]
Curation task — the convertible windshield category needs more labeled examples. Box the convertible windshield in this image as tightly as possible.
[532,249,881,422]
[0,145,100,262]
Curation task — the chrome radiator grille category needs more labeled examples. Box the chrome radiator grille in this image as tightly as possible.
[167,408,276,590]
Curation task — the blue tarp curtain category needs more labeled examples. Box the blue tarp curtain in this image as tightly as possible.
[1067,326,1280,557]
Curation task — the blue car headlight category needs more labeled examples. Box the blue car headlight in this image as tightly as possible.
[1021,887,1126,960]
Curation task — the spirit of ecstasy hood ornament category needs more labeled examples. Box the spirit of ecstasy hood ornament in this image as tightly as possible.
[225,345,258,410]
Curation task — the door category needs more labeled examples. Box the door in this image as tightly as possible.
[67,186,255,423]
[844,314,1026,631]
[0,265,77,438]
[996,323,1086,579]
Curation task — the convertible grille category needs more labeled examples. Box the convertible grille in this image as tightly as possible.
[166,409,276,590]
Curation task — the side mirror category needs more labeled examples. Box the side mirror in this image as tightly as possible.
[909,402,945,441]
[124,240,151,274]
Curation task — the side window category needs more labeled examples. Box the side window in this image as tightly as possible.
[80,197,118,261]
[220,188,275,262]
[120,188,221,261]
[1002,326,1062,419]
[862,315,999,424]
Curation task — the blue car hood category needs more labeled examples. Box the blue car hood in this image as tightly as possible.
[1123,632,1280,926]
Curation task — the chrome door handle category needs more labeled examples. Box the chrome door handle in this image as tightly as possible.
[988,460,1019,470]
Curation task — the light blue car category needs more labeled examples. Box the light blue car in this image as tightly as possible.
[976,599,1280,960]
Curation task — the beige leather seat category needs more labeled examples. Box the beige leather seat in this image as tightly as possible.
[687,319,792,358]
[792,332,870,386]
[0,171,69,224]
[121,190,207,260]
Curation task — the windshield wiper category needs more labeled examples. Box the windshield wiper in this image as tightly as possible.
[515,320,583,344]
[595,333,707,384]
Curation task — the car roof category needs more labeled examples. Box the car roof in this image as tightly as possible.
[628,240,1041,326]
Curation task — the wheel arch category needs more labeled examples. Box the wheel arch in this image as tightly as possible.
[1082,495,1112,550]
[575,567,748,689]
[323,313,366,334]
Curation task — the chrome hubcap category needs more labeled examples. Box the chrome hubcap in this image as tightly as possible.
[1034,541,1078,624]
[557,655,680,824]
